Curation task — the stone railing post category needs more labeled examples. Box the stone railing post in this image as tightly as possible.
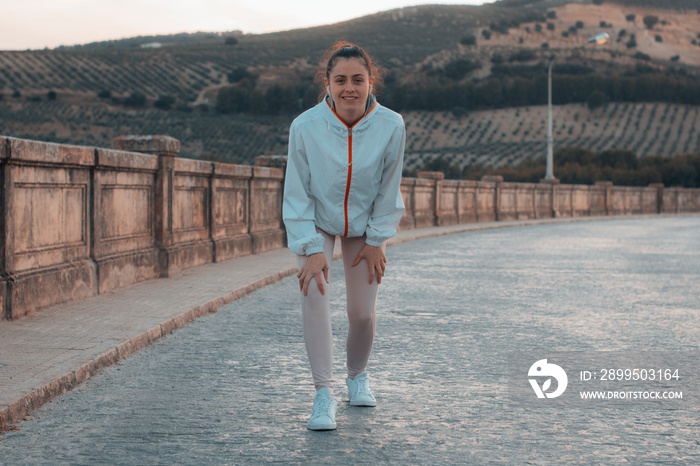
[113,135,180,276]
[649,183,664,214]
[481,175,503,221]
[539,178,560,218]
[418,171,445,226]
[594,181,613,216]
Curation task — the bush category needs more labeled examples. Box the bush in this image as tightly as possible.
[576,21,584,28]
[562,31,570,38]
[460,35,477,46]
[546,22,555,31]
[481,29,491,40]
[634,51,651,61]
[655,35,663,43]
[541,42,550,49]
[600,21,610,28]
[490,21,510,34]
[451,106,469,118]
[593,0,604,4]
[671,55,680,62]
[27,95,41,102]
[508,49,535,62]
[587,90,608,110]
[443,59,481,80]
[216,85,250,113]
[123,92,146,107]
[154,94,175,110]
[98,90,111,99]
[224,36,238,45]
[227,66,254,83]
[643,15,659,30]
[619,29,627,38]
[535,24,543,32]
[546,11,556,19]
[47,90,57,100]
[491,53,504,64]
[626,14,635,22]
[12,90,20,98]
[626,34,637,48]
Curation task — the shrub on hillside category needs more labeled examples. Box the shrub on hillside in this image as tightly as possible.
[460,35,477,46]
[217,85,251,113]
[47,90,57,100]
[12,90,20,98]
[154,95,175,110]
[227,66,255,84]
[491,53,504,64]
[576,21,584,28]
[626,34,637,48]
[547,22,555,31]
[541,42,550,49]
[224,36,238,45]
[655,35,663,42]
[508,50,535,62]
[123,92,146,107]
[626,14,635,22]
[443,59,481,80]
[482,29,491,40]
[643,15,659,29]
[98,90,111,99]
[634,51,651,61]
[546,11,556,19]
[671,55,680,61]
[535,24,543,32]
[587,90,608,110]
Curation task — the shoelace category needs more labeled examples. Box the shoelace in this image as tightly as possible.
[312,396,334,417]
[354,376,371,396]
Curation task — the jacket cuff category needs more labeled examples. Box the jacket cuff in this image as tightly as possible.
[364,237,385,248]
[305,245,325,256]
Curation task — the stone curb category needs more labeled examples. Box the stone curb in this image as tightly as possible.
[1,213,697,430]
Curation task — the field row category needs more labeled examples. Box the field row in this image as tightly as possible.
[1,101,699,169]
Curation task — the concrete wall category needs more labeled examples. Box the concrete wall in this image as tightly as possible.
[1,135,699,320]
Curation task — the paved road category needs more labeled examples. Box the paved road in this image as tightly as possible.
[1,216,699,464]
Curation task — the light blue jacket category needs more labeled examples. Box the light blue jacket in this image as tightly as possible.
[283,96,406,256]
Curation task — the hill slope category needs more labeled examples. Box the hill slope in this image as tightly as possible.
[1,0,700,167]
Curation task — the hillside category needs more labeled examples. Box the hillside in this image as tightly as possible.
[3,99,698,171]
[2,0,700,168]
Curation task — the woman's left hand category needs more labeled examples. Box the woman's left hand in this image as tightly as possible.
[351,243,387,284]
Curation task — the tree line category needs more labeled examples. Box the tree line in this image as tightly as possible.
[380,70,700,114]
[419,148,700,188]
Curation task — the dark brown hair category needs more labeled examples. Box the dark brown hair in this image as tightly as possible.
[314,41,384,102]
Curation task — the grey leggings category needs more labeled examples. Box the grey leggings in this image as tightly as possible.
[296,229,381,391]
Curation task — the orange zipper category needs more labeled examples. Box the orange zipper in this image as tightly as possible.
[326,99,377,237]
[344,128,352,237]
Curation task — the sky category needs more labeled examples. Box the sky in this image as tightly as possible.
[0,0,493,51]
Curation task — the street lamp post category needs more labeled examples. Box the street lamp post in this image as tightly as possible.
[541,33,608,183]
[544,57,555,181]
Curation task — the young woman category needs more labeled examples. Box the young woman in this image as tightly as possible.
[283,42,406,431]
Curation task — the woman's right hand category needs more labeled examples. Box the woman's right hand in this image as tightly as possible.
[298,253,330,296]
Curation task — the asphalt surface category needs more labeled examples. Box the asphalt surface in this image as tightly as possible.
[1,216,699,464]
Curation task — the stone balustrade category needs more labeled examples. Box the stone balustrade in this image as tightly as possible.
[1,136,699,320]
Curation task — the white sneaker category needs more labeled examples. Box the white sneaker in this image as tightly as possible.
[346,371,377,407]
[307,387,337,430]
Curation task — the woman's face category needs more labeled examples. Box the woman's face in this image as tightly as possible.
[325,57,374,121]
